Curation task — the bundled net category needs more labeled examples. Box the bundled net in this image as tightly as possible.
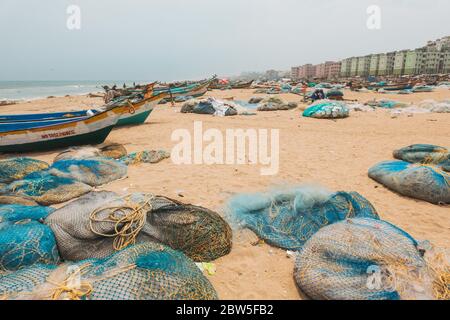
[302,101,349,119]
[49,158,128,187]
[119,150,170,165]
[226,186,379,251]
[0,205,54,223]
[4,171,92,205]
[0,195,39,206]
[0,158,49,184]
[294,218,449,300]
[0,220,60,271]
[54,143,128,162]
[393,144,449,167]
[369,160,450,204]
[45,191,232,262]
[0,242,218,300]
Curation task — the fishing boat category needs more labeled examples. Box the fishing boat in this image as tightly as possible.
[0,106,129,153]
[231,80,254,89]
[0,91,168,129]
[152,77,215,99]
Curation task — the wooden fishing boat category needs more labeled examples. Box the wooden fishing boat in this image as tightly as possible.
[0,92,168,129]
[231,80,254,89]
[0,106,127,153]
[152,78,214,99]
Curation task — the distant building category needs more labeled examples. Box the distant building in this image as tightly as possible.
[378,52,396,76]
[443,51,450,73]
[404,49,424,75]
[369,54,381,76]
[350,57,359,76]
[393,50,408,76]
[357,55,371,76]
[340,58,352,77]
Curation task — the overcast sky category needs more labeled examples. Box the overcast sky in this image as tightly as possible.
[0,0,449,81]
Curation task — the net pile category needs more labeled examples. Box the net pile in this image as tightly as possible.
[0,195,39,206]
[226,186,379,250]
[0,158,49,184]
[54,143,128,162]
[0,242,218,300]
[0,205,54,223]
[393,144,449,167]
[302,101,349,119]
[49,158,128,187]
[4,171,92,205]
[119,150,170,165]
[294,218,449,300]
[0,220,60,271]
[369,160,449,204]
[45,191,232,262]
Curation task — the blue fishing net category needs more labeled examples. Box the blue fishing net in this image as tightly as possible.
[0,242,218,300]
[0,158,49,184]
[49,158,127,187]
[118,150,170,165]
[4,171,92,205]
[294,218,435,300]
[0,220,59,271]
[393,144,449,166]
[0,205,54,223]
[303,101,349,119]
[226,187,379,250]
[369,160,450,204]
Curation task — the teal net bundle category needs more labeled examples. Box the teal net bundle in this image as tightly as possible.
[118,150,170,165]
[226,187,379,251]
[0,205,54,223]
[0,220,59,271]
[0,158,49,184]
[0,242,218,300]
[393,144,449,167]
[49,158,128,187]
[294,218,449,300]
[302,101,349,119]
[0,195,39,206]
[369,160,450,204]
[4,171,92,205]
[45,191,232,262]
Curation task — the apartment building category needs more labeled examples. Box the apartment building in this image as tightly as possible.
[350,57,359,76]
[369,54,381,76]
[340,58,352,77]
[357,55,371,77]
[393,50,408,75]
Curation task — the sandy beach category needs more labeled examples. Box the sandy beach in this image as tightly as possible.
[0,88,449,299]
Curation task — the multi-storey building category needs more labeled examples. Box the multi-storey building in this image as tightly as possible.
[357,55,371,76]
[340,58,352,77]
[393,50,408,75]
[350,57,359,76]
[369,54,381,76]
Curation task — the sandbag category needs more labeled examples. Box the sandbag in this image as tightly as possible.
[393,144,449,166]
[49,158,127,187]
[226,187,379,250]
[4,171,92,205]
[0,205,54,223]
[45,191,232,262]
[294,218,446,300]
[0,220,59,271]
[369,161,450,204]
[0,242,218,300]
[0,158,49,184]
[303,101,349,119]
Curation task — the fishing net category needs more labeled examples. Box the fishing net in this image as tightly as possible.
[0,220,60,271]
[226,186,379,250]
[302,101,349,119]
[0,158,49,184]
[119,150,170,166]
[0,205,54,223]
[0,195,39,206]
[393,144,449,166]
[49,158,128,187]
[45,191,232,262]
[369,161,450,204]
[326,90,344,98]
[377,100,408,109]
[256,97,297,111]
[0,242,218,300]
[54,143,128,162]
[5,171,92,205]
[294,218,449,300]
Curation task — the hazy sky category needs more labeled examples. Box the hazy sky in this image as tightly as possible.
[0,0,449,81]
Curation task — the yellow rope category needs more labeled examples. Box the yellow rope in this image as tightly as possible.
[47,265,93,300]
[89,194,154,251]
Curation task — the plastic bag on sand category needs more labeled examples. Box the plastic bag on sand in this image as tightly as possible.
[369,161,450,204]
[294,218,448,300]
[0,243,218,300]
[0,158,49,184]
[0,220,60,271]
[45,191,232,262]
[303,101,349,119]
[393,144,449,166]
[4,171,92,205]
[226,186,379,250]
[0,205,54,223]
[49,158,128,187]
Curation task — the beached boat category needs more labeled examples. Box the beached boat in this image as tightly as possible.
[231,80,254,89]
[0,106,127,153]
[152,78,214,99]
[0,92,168,129]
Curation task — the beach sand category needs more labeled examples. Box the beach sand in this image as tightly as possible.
[1,88,449,299]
